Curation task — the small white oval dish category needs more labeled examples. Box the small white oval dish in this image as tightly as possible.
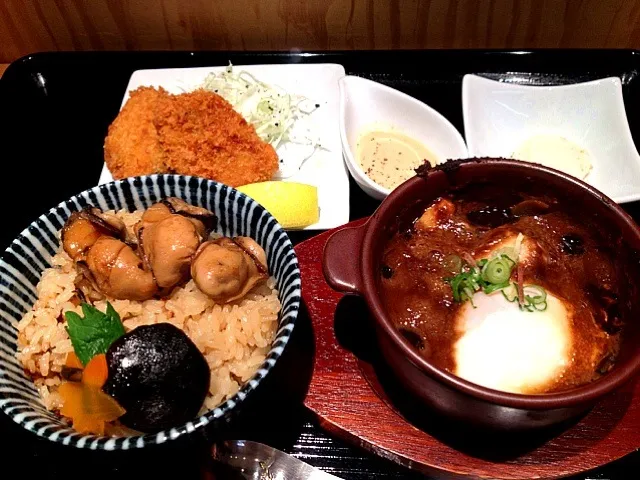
[462,74,640,203]
[339,75,468,200]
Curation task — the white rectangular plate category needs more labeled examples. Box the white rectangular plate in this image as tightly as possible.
[99,63,349,230]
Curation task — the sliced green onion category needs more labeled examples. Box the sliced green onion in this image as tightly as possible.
[482,256,514,284]
[463,287,475,300]
[533,301,548,311]
[523,285,547,304]
[520,300,548,312]
[444,245,547,314]
[450,276,461,302]
[518,284,548,312]
[501,283,519,302]
[484,282,510,294]
[494,246,517,262]
[463,287,476,307]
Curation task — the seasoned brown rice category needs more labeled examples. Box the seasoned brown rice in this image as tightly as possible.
[16,210,280,415]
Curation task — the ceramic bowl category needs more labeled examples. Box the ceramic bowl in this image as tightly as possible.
[0,175,301,449]
[339,75,468,200]
[463,74,640,203]
[323,158,640,430]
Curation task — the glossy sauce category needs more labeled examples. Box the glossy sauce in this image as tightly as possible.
[379,188,626,394]
[357,130,437,190]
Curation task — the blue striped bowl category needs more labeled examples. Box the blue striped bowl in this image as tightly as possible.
[0,175,301,449]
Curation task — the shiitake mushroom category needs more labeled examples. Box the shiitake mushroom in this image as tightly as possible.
[103,323,210,432]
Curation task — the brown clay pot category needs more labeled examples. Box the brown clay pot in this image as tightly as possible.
[323,158,640,430]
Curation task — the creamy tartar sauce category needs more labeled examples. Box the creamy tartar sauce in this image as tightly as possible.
[356,130,437,190]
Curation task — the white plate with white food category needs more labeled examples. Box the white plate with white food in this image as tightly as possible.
[463,74,640,203]
[99,63,349,229]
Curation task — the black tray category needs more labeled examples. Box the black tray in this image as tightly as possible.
[1,50,639,479]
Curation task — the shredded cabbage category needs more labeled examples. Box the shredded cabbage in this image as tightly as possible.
[200,64,321,176]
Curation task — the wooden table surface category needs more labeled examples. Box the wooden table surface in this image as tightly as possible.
[1,64,8,77]
[4,0,640,63]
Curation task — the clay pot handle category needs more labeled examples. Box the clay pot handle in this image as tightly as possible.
[322,225,365,294]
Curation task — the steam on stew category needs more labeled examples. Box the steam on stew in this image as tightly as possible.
[380,186,627,394]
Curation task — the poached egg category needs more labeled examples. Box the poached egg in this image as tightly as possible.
[453,290,572,394]
[453,233,572,394]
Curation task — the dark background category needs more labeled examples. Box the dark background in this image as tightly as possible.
[1,51,639,479]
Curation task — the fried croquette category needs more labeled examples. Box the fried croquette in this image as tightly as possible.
[103,87,279,187]
[104,87,167,178]
[155,89,279,187]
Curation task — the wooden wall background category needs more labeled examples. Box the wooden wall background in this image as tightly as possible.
[2,0,640,64]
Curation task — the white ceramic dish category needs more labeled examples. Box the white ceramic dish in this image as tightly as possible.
[463,74,640,203]
[339,75,468,200]
[98,63,349,230]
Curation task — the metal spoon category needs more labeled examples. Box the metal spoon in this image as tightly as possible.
[212,440,343,479]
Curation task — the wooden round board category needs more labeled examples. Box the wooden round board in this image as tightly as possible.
[295,219,640,480]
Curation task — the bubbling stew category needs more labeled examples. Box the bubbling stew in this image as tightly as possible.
[379,184,629,395]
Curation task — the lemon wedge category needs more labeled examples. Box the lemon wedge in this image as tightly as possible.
[237,181,319,229]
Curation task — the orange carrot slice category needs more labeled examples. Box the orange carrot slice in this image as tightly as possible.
[59,381,125,436]
[82,354,109,388]
[65,352,84,370]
